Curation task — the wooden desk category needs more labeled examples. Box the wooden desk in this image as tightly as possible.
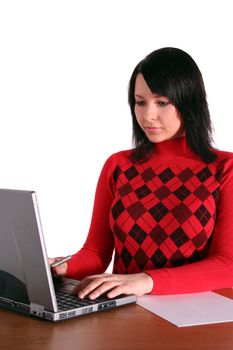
[1,289,233,350]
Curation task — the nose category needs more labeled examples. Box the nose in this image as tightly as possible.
[143,104,159,123]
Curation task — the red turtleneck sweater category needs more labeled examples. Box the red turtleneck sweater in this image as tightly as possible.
[66,137,233,294]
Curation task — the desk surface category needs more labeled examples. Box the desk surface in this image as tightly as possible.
[1,289,233,350]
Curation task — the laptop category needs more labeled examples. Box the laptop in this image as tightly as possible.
[0,188,136,321]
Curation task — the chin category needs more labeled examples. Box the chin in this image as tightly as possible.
[147,132,184,143]
[148,135,169,143]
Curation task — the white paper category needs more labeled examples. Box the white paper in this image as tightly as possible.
[137,292,233,327]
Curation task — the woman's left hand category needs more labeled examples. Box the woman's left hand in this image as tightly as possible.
[73,272,154,299]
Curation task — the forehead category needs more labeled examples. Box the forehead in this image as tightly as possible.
[134,73,161,97]
[135,74,149,91]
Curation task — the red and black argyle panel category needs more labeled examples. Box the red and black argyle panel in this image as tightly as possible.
[109,156,220,274]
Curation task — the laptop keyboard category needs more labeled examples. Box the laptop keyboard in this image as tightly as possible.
[56,290,106,311]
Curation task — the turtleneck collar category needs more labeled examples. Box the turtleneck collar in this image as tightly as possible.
[153,136,191,157]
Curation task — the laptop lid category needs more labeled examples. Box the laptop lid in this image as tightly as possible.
[0,189,58,312]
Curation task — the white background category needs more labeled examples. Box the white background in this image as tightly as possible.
[0,0,233,262]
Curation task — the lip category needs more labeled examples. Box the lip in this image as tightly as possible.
[144,126,163,132]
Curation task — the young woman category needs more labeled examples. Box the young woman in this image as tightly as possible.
[50,47,233,299]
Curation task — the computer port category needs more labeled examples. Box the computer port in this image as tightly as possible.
[98,301,116,311]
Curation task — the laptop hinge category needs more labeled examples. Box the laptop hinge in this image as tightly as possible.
[30,302,45,318]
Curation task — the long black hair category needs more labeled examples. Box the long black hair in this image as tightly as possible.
[128,47,217,163]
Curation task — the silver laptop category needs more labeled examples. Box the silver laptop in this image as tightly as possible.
[0,189,136,321]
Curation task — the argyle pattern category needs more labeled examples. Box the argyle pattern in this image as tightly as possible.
[109,156,220,274]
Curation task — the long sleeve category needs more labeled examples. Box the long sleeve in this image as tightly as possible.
[146,155,233,294]
[66,156,116,280]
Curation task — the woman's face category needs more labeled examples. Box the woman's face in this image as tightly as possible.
[134,73,184,143]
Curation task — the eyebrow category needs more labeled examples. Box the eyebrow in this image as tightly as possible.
[134,94,164,98]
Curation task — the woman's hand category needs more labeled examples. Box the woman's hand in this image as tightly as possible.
[73,272,154,299]
[48,257,68,276]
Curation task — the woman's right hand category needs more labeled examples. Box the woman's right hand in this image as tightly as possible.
[48,257,68,276]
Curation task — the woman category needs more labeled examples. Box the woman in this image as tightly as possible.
[50,47,233,299]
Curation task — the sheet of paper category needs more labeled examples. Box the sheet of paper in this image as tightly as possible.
[137,292,233,327]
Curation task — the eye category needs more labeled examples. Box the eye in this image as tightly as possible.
[135,100,145,107]
[156,101,170,107]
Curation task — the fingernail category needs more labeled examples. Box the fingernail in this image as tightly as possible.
[78,292,84,299]
[89,293,97,300]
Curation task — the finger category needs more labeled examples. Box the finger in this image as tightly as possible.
[51,263,68,276]
[48,257,64,265]
[107,284,130,299]
[78,276,120,299]
[77,277,107,298]
[72,273,112,294]
[72,277,96,294]
[87,281,122,300]
[48,258,56,265]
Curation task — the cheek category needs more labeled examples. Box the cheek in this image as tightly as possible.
[164,111,183,130]
[173,117,183,131]
[134,109,143,125]
[175,113,183,130]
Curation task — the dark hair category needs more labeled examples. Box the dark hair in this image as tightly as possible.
[128,47,217,163]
